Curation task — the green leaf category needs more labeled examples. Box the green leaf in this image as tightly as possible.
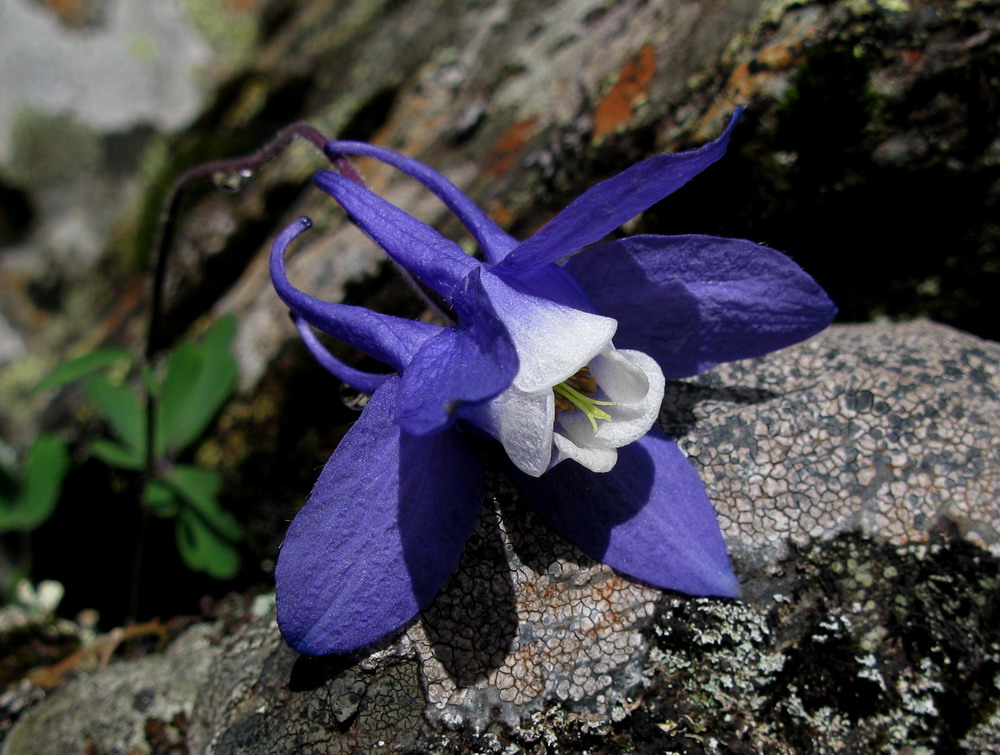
[17,435,70,530]
[83,375,146,456]
[33,348,132,392]
[156,342,203,456]
[143,480,179,517]
[166,465,242,541]
[141,362,158,397]
[185,317,239,443]
[201,315,237,358]
[0,508,18,532]
[0,440,16,504]
[0,435,69,532]
[175,507,240,579]
[166,463,241,579]
[91,439,144,470]
[155,317,238,456]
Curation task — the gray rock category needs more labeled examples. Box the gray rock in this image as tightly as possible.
[6,321,998,752]
[0,0,212,163]
[0,313,25,368]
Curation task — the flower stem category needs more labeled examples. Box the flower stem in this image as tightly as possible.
[137,123,333,620]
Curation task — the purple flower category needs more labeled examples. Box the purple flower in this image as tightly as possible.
[270,108,836,655]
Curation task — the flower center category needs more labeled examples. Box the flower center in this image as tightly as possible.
[553,366,616,433]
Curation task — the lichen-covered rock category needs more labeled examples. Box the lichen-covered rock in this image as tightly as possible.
[679,320,1000,569]
[2,0,998,751]
[645,532,1000,753]
[1,624,218,754]
[5,321,998,753]
[0,0,214,162]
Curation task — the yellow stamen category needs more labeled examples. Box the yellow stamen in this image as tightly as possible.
[552,381,615,433]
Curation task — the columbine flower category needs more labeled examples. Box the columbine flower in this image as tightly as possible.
[271,108,836,655]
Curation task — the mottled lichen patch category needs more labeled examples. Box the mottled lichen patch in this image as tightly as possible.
[528,531,1000,754]
[673,322,1000,568]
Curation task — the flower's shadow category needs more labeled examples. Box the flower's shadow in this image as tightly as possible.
[507,437,657,570]
[287,650,357,693]
[419,494,518,686]
[419,438,664,680]
[660,381,779,440]
[416,380,777,686]
[497,480,600,582]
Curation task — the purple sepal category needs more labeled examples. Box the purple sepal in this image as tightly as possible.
[323,141,518,263]
[566,234,837,379]
[492,107,743,275]
[314,171,479,299]
[291,313,390,394]
[275,376,484,655]
[496,262,595,313]
[395,268,519,436]
[270,217,438,372]
[510,426,740,599]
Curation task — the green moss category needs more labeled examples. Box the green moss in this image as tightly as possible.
[845,0,911,12]
[179,0,260,71]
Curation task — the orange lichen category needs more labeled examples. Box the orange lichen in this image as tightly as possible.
[724,38,806,106]
[485,120,537,176]
[721,10,817,109]
[755,41,802,69]
[486,201,514,230]
[593,44,656,139]
[41,0,85,25]
[28,619,170,690]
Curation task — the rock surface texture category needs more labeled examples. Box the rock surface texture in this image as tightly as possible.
[5,322,999,753]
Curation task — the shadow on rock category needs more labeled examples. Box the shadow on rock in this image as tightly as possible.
[420,501,518,687]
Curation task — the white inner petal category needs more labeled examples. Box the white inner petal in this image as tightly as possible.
[552,434,618,473]
[549,348,665,472]
[480,271,617,393]
[467,342,665,477]
[462,386,555,477]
